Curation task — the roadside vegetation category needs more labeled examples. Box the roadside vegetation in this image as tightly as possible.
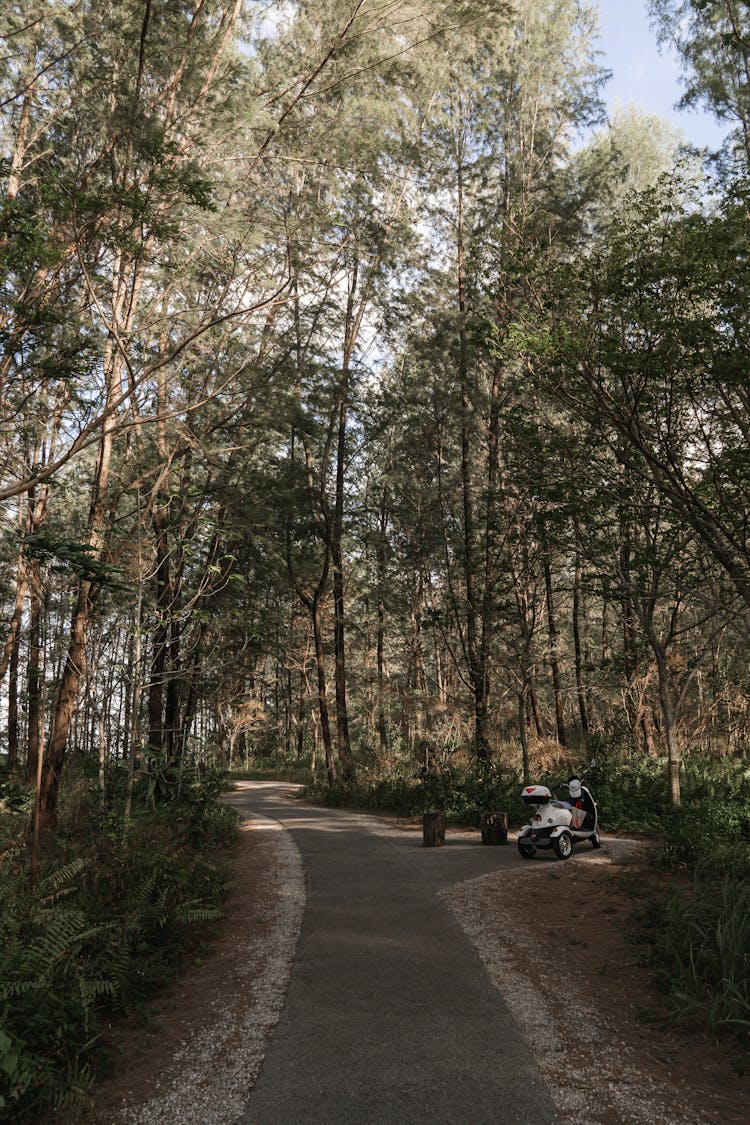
[0,764,238,1122]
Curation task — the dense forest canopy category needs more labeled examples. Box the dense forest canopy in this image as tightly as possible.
[1,0,749,819]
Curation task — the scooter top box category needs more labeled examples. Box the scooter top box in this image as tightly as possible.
[521,785,553,804]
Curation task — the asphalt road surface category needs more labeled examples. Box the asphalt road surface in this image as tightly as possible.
[225,784,559,1125]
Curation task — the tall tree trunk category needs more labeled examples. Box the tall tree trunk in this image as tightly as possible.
[655,647,682,807]
[332,394,352,775]
[165,611,181,763]
[528,674,544,739]
[148,504,170,756]
[476,358,504,761]
[331,260,361,778]
[41,579,93,822]
[518,686,530,784]
[7,621,20,774]
[312,598,336,786]
[41,329,125,823]
[572,552,590,735]
[456,155,488,761]
[0,551,28,686]
[26,559,43,783]
[543,553,567,747]
[376,487,389,755]
[180,620,206,763]
[148,333,174,756]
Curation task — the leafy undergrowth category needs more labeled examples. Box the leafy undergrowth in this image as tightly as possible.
[228,753,314,786]
[0,765,239,1122]
[641,838,750,1041]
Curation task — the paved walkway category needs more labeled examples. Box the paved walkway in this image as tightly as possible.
[224,783,559,1125]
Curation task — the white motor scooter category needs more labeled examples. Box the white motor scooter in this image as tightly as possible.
[516,778,601,860]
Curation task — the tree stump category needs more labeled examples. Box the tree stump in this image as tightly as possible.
[480,810,508,845]
[422,811,446,847]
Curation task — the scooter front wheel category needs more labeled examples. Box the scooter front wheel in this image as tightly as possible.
[518,840,535,859]
[553,832,573,860]
[590,830,601,849]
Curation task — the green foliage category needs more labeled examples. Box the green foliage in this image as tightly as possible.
[22,530,127,590]
[657,758,750,871]
[612,751,750,1040]
[229,754,314,786]
[304,760,526,828]
[0,776,33,816]
[0,772,239,1120]
[642,849,750,1036]
[583,749,672,833]
[0,858,111,1120]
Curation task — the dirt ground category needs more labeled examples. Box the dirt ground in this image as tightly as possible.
[466,844,750,1123]
[86,811,750,1124]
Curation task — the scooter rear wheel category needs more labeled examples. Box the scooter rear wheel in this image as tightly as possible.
[553,832,573,860]
[518,840,535,859]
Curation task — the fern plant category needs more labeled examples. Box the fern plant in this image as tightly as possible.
[0,857,115,1121]
[0,766,237,1119]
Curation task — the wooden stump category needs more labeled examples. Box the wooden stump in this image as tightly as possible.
[422,811,446,847]
[480,810,508,845]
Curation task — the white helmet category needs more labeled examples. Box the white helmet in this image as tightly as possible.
[568,777,582,799]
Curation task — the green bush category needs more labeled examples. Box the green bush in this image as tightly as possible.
[0,776,33,815]
[0,767,239,1121]
[643,849,750,1036]
[582,751,671,832]
[0,858,114,1121]
[303,760,526,827]
[228,754,313,785]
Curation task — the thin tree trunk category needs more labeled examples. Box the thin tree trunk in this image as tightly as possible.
[529,670,544,738]
[543,553,567,747]
[41,332,124,823]
[374,466,393,753]
[456,154,488,761]
[296,668,306,758]
[572,552,590,734]
[30,711,45,884]
[41,579,93,822]
[180,625,205,763]
[148,504,170,755]
[26,560,43,783]
[8,621,20,774]
[331,261,360,778]
[165,613,181,763]
[518,687,530,785]
[0,551,28,685]
[124,615,142,820]
[655,648,682,807]
[312,598,336,786]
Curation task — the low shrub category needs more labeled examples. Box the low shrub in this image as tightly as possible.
[583,752,670,832]
[303,761,526,828]
[228,754,313,786]
[0,766,239,1121]
[642,849,750,1037]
